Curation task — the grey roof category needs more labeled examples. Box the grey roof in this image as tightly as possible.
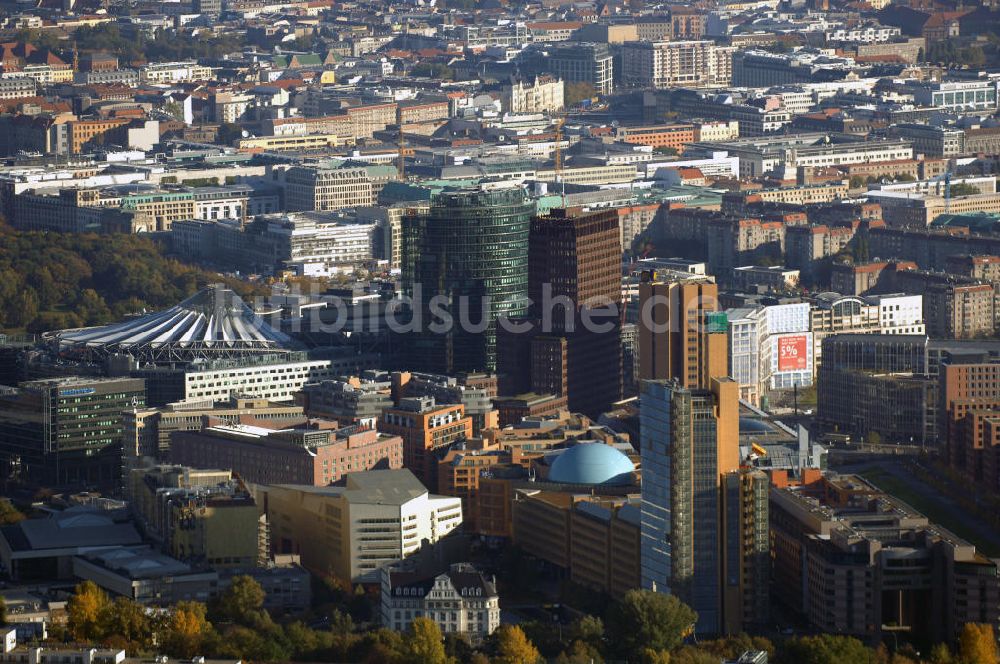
[275,468,428,505]
[10,508,141,552]
[79,546,192,579]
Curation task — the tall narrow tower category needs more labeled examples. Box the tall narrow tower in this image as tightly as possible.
[638,271,727,389]
[498,207,622,416]
[640,376,742,634]
[402,184,532,374]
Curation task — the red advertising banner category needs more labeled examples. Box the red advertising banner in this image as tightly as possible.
[778,335,807,372]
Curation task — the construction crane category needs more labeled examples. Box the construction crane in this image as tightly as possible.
[552,112,566,206]
[397,123,406,181]
[944,170,951,215]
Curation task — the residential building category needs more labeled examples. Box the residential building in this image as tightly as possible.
[502,77,565,114]
[283,166,374,212]
[128,465,262,568]
[132,357,340,406]
[139,61,212,84]
[543,42,614,96]
[732,49,857,88]
[621,41,734,89]
[513,492,641,598]
[299,377,393,427]
[771,472,1000,644]
[121,396,306,473]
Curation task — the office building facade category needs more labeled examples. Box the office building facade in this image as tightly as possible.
[258,469,463,581]
[402,184,532,374]
[498,208,623,416]
[0,376,145,488]
[640,377,748,634]
[638,274,728,389]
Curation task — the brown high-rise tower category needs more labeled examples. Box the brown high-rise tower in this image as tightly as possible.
[638,272,727,390]
[498,207,622,417]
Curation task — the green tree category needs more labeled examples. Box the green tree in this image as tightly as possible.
[100,597,152,652]
[605,589,697,661]
[405,617,450,664]
[950,183,981,197]
[494,624,541,664]
[163,101,184,121]
[67,581,111,641]
[216,123,244,146]
[928,643,953,664]
[958,623,999,664]
[850,175,866,189]
[7,288,38,329]
[778,634,876,664]
[867,431,883,446]
[963,46,987,69]
[76,288,113,326]
[347,627,406,664]
[572,614,604,651]
[210,575,269,628]
[410,63,454,80]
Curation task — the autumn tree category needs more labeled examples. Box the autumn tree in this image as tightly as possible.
[927,643,953,664]
[958,623,999,664]
[405,617,450,664]
[493,624,541,664]
[0,500,24,525]
[67,581,111,641]
[564,82,596,107]
[163,601,213,658]
[555,639,605,664]
[605,589,697,662]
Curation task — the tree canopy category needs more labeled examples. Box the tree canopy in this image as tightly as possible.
[605,589,697,661]
[0,223,265,333]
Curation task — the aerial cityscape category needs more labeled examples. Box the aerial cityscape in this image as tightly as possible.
[0,0,999,661]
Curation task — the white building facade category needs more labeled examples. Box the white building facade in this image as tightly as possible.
[381,563,500,639]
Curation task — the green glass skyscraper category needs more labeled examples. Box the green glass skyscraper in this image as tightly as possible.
[402,184,532,374]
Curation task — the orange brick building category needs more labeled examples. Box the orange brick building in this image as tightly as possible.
[378,396,473,491]
[615,123,695,152]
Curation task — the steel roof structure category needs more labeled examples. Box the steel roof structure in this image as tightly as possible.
[49,285,298,364]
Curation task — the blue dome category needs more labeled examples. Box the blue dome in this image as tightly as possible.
[548,443,635,486]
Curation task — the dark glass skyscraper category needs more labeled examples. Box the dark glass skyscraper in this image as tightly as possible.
[402,184,531,374]
[497,207,623,417]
